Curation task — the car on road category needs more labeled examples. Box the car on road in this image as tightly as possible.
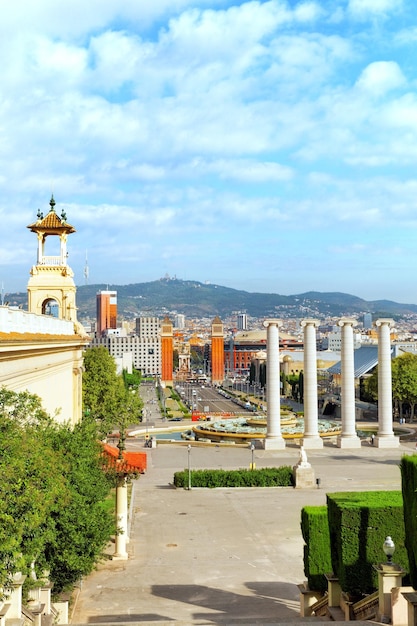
[169,417,183,421]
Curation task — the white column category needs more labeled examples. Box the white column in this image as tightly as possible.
[263,319,285,449]
[113,475,129,560]
[301,319,323,449]
[337,318,361,448]
[374,319,399,448]
[37,232,43,264]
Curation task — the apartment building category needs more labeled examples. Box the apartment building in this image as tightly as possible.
[91,316,161,376]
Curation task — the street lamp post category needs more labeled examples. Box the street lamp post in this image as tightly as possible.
[187,444,192,490]
[383,536,395,564]
[250,443,255,470]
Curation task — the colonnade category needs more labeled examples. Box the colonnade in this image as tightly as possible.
[263,317,399,450]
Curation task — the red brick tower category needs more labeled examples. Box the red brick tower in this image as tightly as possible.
[161,316,173,387]
[211,316,224,386]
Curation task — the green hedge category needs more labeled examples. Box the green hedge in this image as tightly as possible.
[327,491,408,596]
[400,455,417,588]
[301,506,332,592]
[173,466,294,488]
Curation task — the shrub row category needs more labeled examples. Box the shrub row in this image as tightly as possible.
[328,490,408,595]
[401,455,417,589]
[173,466,294,488]
[301,506,332,592]
[302,490,409,597]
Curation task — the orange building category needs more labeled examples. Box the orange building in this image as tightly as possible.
[96,290,117,335]
[161,316,173,387]
[211,316,225,385]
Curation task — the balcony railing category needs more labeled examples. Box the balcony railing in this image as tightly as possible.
[39,256,64,266]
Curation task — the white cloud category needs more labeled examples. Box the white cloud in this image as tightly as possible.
[293,1,324,22]
[394,26,417,44]
[355,61,406,95]
[347,0,403,18]
[209,159,294,182]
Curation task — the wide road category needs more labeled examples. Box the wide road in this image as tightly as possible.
[175,383,254,415]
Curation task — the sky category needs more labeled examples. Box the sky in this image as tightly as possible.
[2,0,417,304]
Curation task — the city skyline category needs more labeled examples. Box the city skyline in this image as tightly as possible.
[2,1,417,303]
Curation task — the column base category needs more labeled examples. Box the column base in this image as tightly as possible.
[263,437,286,450]
[112,552,128,561]
[302,436,323,449]
[374,435,399,448]
[337,435,361,449]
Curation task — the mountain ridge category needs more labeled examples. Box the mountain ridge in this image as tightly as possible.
[4,279,417,320]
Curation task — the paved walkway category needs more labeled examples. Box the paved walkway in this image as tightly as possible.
[70,435,415,626]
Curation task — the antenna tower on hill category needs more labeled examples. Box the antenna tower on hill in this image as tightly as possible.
[84,251,89,285]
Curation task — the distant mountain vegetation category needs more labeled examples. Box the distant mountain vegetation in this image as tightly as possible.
[7,278,416,320]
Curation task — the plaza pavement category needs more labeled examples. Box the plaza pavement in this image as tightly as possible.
[70,434,417,626]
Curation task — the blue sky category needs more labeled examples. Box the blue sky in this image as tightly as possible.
[2,0,417,303]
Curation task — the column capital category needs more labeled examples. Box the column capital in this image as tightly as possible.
[263,318,282,328]
[337,317,358,328]
[300,318,320,329]
[374,318,395,328]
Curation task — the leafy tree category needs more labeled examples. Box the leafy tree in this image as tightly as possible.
[83,347,142,435]
[0,388,114,594]
[83,347,121,424]
[190,347,204,369]
[298,370,304,403]
[360,375,376,403]
[0,389,65,587]
[392,353,417,421]
[41,420,114,592]
[122,368,141,390]
[249,362,255,384]
[363,353,417,421]
[259,362,266,387]
[173,349,179,370]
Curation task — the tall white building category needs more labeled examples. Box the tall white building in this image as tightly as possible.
[174,314,185,329]
[91,316,161,375]
[237,313,248,330]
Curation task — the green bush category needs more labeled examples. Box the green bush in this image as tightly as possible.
[400,455,417,588]
[173,466,294,488]
[301,506,332,592]
[327,491,408,596]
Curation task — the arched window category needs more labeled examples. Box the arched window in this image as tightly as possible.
[42,298,59,317]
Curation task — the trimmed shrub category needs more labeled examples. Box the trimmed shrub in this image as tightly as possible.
[173,466,294,488]
[327,491,408,596]
[301,506,332,592]
[400,455,417,588]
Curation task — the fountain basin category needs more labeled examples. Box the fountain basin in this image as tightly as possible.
[192,416,341,443]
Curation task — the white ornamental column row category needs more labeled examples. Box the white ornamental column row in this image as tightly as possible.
[301,319,323,449]
[262,317,398,450]
[263,319,285,450]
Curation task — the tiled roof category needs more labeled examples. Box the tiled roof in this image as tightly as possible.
[28,210,75,234]
[27,196,75,234]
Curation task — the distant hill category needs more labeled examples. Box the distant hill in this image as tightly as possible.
[5,278,417,320]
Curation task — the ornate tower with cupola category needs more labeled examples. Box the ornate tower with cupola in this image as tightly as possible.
[27,195,79,326]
